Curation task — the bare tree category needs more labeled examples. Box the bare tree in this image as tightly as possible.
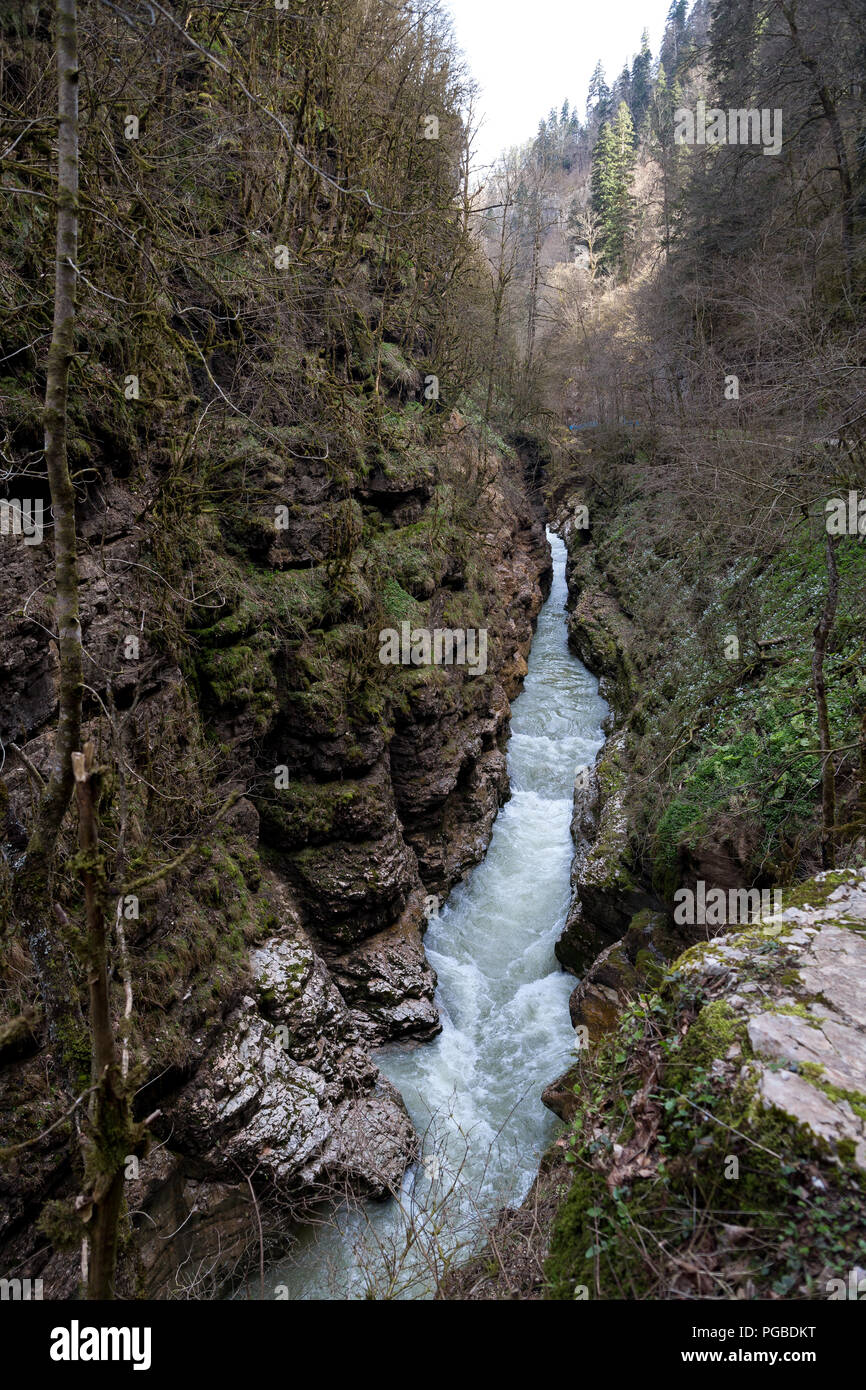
[14,0,85,1079]
[71,744,134,1300]
[478,153,521,453]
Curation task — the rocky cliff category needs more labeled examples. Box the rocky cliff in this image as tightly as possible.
[0,410,549,1297]
[546,453,865,1084]
[0,0,561,1297]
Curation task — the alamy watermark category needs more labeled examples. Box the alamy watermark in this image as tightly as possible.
[825,491,866,536]
[0,498,44,544]
[673,881,783,927]
[0,1276,43,1300]
[49,1321,151,1371]
[674,101,782,156]
[378,622,487,675]
[826,1268,866,1300]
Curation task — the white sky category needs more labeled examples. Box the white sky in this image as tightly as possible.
[443,0,676,169]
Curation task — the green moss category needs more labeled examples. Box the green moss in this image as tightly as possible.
[798,1063,866,1123]
[782,870,861,914]
[56,1015,92,1091]
[195,639,278,725]
[667,1000,747,1080]
[257,777,368,850]
[545,921,866,1301]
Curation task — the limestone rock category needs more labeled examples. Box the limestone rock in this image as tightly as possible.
[757,1068,866,1170]
[329,914,441,1044]
[556,733,658,972]
[678,868,866,1172]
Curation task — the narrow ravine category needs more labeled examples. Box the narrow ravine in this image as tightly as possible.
[255,529,608,1299]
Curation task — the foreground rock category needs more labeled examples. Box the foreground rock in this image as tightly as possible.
[544,868,866,1299]
[446,868,866,1301]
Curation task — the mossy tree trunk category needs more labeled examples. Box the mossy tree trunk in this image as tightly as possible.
[13,0,86,1079]
[73,745,131,1301]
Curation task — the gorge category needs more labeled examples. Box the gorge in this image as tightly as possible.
[1,0,864,1321]
[254,529,607,1298]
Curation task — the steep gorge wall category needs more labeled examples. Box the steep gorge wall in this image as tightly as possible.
[0,420,550,1297]
[545,454,866,1069]
[0,0,559,1298]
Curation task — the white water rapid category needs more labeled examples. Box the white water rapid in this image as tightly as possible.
[252,528,608,1299]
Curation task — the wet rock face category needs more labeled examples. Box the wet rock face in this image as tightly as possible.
[560,535,637,715]
[167,991,415,1194]
[292,822,418,945]
[0,438,550,1297]
[568,910,679,1037]
[385,533,547,898]
[327,909,441,1045]
[251,482,549,1039]
[555,738,661,974]
[158,487,547,1284]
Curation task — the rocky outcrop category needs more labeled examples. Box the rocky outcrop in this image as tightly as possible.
[560,520,637,716]
[163,899,417,1198]
[555,741,660,973]
[547,502,667,985]
[0,422,550,1298]
[327,905,441,1045]
[685,876,866,1171]
[449,868,866,1301]
[543,909,679,1123]
[542,867,866,1300]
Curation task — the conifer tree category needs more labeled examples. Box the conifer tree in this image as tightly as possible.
[649,62,685,249]
[590,101,636,275]
[587,60,611,125]
[660,0,689,76]
[631,29,653,128]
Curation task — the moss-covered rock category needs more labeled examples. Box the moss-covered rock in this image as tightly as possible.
[543,868,866,1300]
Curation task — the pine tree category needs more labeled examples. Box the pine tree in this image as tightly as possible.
[649,63,683,249]
[631,29,653,128]
[660,0,689,76]
[590,102,636,276]
[587,60,611,124]
[612,100,636,166]
[590,123,617,267]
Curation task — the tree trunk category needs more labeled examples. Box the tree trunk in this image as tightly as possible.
[13,0,85,1080]
[73,745,130,1301]
[812,533,840,869]
[780,2,855,291]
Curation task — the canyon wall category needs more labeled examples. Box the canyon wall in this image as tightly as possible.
[0,419,550,1297]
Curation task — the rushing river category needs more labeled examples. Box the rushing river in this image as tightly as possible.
[253,529,607,1299]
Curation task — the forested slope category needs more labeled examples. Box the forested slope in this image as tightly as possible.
[444,0,866,1302]
[0,0,549,1298]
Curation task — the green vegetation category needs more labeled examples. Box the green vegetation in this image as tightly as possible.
[546,911,866,1300]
